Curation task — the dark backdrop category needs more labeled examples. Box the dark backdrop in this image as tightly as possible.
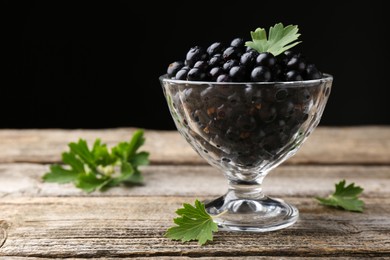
[1,1,389,129]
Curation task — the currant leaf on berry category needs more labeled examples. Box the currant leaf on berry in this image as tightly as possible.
[246,23,301,56]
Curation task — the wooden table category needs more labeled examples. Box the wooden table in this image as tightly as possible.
[1,127,389,258]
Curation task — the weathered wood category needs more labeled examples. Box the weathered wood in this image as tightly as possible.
[5,258,382,260]
[0,163,389,198]
[1,127,389,258]
[4,258,384,260]
[0,197,389,258]
[0,220,9,249]
[0,127,389,165]
[2,256,378,260]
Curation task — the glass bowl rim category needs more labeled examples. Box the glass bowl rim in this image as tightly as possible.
[160,73,333,87]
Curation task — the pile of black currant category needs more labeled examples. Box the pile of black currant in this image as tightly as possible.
[167,38,322,82]
[163,24,330,168]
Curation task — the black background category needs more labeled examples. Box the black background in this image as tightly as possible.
[1,1,389,130]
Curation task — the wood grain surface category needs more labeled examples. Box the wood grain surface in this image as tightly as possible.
[0,197,389,257]
[0,127,389,165]
[1,127,389,258]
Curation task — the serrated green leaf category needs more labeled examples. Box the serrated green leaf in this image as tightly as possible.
[69,139,97,170]
[130,152,150,167]
[42,165,79,183]
[42,130,149,193]
[112,130,145,161]
[62,152,85,173]
[251,28,267,41]
[316,180,364,212]
[76,173,110,193]
[120,163,143,184]
[126,170,143,184]
[121,161,135,175]
[335,180,364,197]
[126,130,146,158]
[92,139,115,166]
[165,199,218,245]
[245,23,301,56]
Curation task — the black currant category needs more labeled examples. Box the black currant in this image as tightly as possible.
[251,66,272,82]
[223,59,239,72]
[286,56,306,72]
[216,74,231,82]
[209,67,224,80]
[194,60,209,71]
[285,70,303,81]
[240,51,258,68]
[175,69,188,80]
[207,42,224,56]
[187,67,207,81]
[272,63,283,81]
[186,46,207,67]
[229,65,246,82]
[167,61,184,78]
[223,46,242,61]
[256,52,276,67]
[230,38,245,49]
[208,54,223,67]
[304,64,322,80]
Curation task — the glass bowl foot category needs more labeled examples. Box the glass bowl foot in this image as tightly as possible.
[205,193,298,232]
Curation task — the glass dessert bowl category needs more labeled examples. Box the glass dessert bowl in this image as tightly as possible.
[160,74,333,232]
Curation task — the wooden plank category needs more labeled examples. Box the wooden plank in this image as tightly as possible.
[4,258,380,260]
[0,127,389,165]
[3,258,380,260]
[4,258,379,260]
[1,164,389,198]
[0,197,389,258]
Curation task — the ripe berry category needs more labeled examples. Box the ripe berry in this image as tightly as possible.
[208,54,223,67]
[223,46,242,61]
[285,70,303,81]
[209,67,224,81]
[272,63,283,81]
[284,50,295,58]
[167,61,184,78]
[251,66,272,82]
[175,69,189,80]
[304,64,322,80]
[186,46,207,67]
[223,59,239,71]
[230,38,245,49]
[216,74,231,82]
[194,60,209,71]
[207,42,224,56]
[286,56,306,72]
[256,52,276,67]
[240,51,258,68]
[229,66,246,82]
[187,68,207,81]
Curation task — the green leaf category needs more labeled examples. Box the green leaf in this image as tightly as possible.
[42,129,149,193]
[92,139,116,166]
[130,151,150,167]
[42,165,79,183]
[75,173,111,193]
[120,163,143,184]
[126,170,143,184]
[165,199,218,245]
[68,139,97,170]
[62,152,85,173]
[316,180,364,212]
[112,130,145,161]
[245,23,301,56]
